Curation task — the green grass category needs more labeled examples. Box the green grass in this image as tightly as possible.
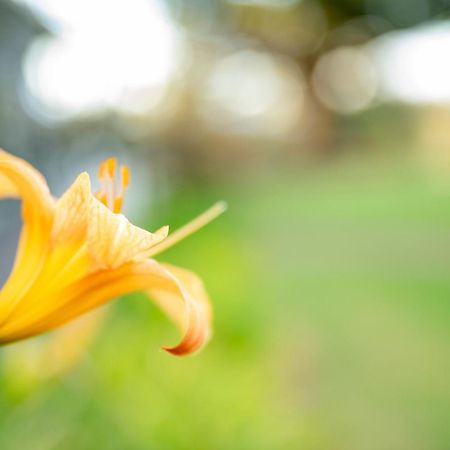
[0,154,449,450]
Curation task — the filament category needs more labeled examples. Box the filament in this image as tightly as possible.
[147,201,227,257]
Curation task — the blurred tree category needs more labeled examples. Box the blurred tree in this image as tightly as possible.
[321,0,450,29]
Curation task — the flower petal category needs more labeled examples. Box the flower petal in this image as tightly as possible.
[0,260,212,356]
[87,199,168,269]
[1,174,95,324]
[147,262,212,356]
[0,150,54,323]
[52,172,91,246]
[0,150,50,201]
[53,171,168,271]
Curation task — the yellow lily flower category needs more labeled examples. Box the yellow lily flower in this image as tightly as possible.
[0,149,225,356]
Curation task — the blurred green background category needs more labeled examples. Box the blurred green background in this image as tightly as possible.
[1,0,450,449]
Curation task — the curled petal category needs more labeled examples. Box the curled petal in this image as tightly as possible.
[0,171,18,198]
[148,262,212,355]
[0,150,51,202]
[0,150,54,241]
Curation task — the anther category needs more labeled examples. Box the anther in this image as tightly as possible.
[120,165,130,189]
[106,158,117,177]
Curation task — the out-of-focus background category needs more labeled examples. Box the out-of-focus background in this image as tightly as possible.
[1,0,450,448]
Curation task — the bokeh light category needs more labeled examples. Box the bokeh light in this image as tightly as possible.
[371,22,450,104]
[312,46,378,114]
[199,49,304,134]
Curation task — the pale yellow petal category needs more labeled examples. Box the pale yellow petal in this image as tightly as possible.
[87,198,168,269]
[51,172,91,245]
[53,170,168,270]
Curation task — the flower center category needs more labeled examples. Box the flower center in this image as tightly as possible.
[96,158,130,213]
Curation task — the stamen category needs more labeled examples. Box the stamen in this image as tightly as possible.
[96,159,130,213]
[98,161,107,179]
[98,158,117,179]
[121,165,130,189]
[105,158,117,177]
[147,201,227,257]
[113,196,123,214]
[112,165,130,213]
